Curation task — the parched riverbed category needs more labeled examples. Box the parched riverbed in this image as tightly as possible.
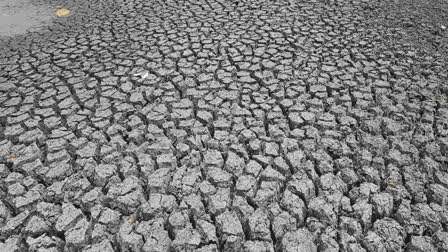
[0,0,447,251]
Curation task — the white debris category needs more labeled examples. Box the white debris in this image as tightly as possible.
[134,71,148,79]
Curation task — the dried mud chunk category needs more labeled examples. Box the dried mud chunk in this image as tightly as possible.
[216,211,244,240]
[194,244,218,252]
[91,224,109,242]
[308,196,337,227]
[4,124,25,138]
[147,168,171,193]
[76,142,97,158]
[55,203,83,232]
[403,167,427,203]
[26,234,64,251]
[280,189,306,226]
[224,151,245,177]
[312,149,334,174]
[352,200,373,229]
[319,173,347,194]
[118,221,144,252]
[135,217,164,238]
[239,129,257,143]
[346,243,366,252]
[373,217,405,252]
[235,175,257,198]
[204,150,224,168]
[271,211,297,241]
[66,217,90,248]
[371,192,394,218]
[198,180,217,197]
[181,193,205,216]
[349,182,379,202]
[82,240,115,252]
[273,156,291,175]
[433,231,448,251]
[0,235,23,252]
[288,112,305,128]
[362,231,387,252]
[287,172,315,204]
[261,165,286,183]
[0,201,11,224]
[252,155,271,168]
[36,202,61,222]
[98,208,122,233]
[246,137,260,153]
[253,181,281,207]
[196,110,213,124]
[142,230,171,252]
[138,153,156,177]
[223,235,244,252]
[196,219,218,244]
[94,164,117,187]
[248,208,271,241]
[207,167,233,188]
[264,142,280,156]
[359,166,381,185]
[431,202,448,226]
[281,228,317,252]
[45,162,74,182]
[434,170,448,187]
[231,195,255,226]
[428,183,448,205]
[13,188,42,211]
[301,112,316,125]
[168,211,189,236]
[172,227,201,251]
[106,176,147,214]
[245,160,263,178]
[339,216,363,240]
[24,216,51,237]
[411,203,442,234]
[395,200,420,235]
[140,193,177,219]
[407,236,437,252]
[318,231,340,252]
[339,168,359,186]
[0,164,9,178]
[171,166,201,196]
[156,153,177,170]
[207,187,231,215]
[242,240,275,252]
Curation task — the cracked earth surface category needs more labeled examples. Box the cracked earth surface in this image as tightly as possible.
[1,0,448,251]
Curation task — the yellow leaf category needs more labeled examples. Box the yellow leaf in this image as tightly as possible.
[56,9,71,17]
[130,214,136,223]
[10,157,16,161]
[388,181,396,188]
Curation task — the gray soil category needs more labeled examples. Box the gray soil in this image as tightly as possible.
[0,0,448,251]
[0,0,56,37]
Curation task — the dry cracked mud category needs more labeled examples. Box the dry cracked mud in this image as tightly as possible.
[0,0,448,251]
